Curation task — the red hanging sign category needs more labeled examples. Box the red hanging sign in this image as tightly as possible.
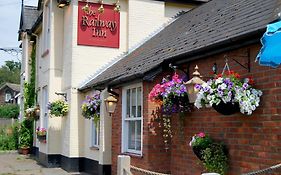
[77,2,120,48]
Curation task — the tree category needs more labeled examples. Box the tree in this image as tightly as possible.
[0,60,21,86]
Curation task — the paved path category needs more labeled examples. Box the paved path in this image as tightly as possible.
[0,152,71,175]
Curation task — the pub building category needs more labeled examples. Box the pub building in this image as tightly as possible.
[19,0,202,174]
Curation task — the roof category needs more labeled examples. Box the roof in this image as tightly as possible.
[0,83,20,92]
[18,5,41,40]
[80,0,279,91]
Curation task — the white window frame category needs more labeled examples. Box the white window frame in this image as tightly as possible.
[41,86,48,130]
[121,83,143,155]
[5,93,12,102]
[90,119,100,148]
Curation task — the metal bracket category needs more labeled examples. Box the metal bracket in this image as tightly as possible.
[55,92,67,101]
[224,50,251,72]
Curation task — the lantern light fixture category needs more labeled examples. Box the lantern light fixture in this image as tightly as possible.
[35,105,40,117]
[184,65,205,103]
[98,0,104,13]
[82,2,90,13]
[104,95,118,116]
[114,0,121,13]
[57,0,70,8]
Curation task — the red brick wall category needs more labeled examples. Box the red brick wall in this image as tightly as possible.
[111,44,281,175]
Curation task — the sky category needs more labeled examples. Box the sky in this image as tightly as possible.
[0,0,38,66]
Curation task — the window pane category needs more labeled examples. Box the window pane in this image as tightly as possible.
[137,87,141,117]
[131,88,136,117]
[128,121,135,149]
[126,89,130,117]
[136,120,141,151]
[92,121,99,146]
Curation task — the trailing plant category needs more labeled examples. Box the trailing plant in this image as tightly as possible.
[0,104,19,119]
[48,100,69,117]
[195,70,262,115]
[149,73,191,149]
[189,132,228,175]
[202,143,228,175]
[81,91,101,125]
[24,44,36,110]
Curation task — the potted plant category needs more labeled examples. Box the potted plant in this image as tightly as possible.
[18,124,32,155]
[194,71,262,115]
[189,132,228,175]
[81,91,101,125]
[48,100,69,117]
[36,127,47,143]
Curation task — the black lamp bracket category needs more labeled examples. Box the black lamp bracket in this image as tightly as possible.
[224,51,251,72]
[55,92,67,101]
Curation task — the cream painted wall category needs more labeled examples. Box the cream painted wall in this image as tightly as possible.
[19,33,29,121]
[34,0,194,164]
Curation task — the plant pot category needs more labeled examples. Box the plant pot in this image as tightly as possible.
[37,135,46,143]
[212,102,239,115]
[19,147,30,155]
[192,146,205,161]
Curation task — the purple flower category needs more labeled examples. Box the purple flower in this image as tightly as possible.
[243,83,248,90]
[195,84,202,90]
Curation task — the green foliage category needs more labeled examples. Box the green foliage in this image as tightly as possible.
[18,120,33,148]
[192,135,212,149]
[48,100,69,117]
[0,122,19,150]
[24,44,36,109]
[0,61,21,85]
[0,104,19,119]
[202,143,228,175]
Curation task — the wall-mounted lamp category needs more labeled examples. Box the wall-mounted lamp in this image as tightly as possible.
[82,2,90,13]
[55,92,67,101]
[98,0,104,13]
[104,95,118,116]
[57,0,71,8]
[114,0,121,13]
[35,105,40,117]
[184,65,205,103]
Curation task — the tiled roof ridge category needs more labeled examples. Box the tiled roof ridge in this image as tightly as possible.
[78,11,186,89]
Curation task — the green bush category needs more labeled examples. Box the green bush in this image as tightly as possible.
[18,120,33,148]
[0,122,19,150]
[0,104,19,119]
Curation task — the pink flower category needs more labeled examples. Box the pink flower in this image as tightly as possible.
[197,132,205,138]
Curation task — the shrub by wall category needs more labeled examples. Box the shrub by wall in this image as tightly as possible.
[0,104,19,119]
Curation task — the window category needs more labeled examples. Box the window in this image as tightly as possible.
[122,84,142,154]
[42,86,48,130]
[91,120,100,148]
[5,92,12,102]
[43,2,50,54]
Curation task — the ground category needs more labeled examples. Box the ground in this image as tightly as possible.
[0,152,71,175]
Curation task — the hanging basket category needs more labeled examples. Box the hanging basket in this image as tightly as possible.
[212,102,239,115]
[192,146,205,161]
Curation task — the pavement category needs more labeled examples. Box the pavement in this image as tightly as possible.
[0,152,73,175]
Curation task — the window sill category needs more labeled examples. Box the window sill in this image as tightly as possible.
[122,152,143,159]
[41,49,49,58]
[90,146,99,151]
